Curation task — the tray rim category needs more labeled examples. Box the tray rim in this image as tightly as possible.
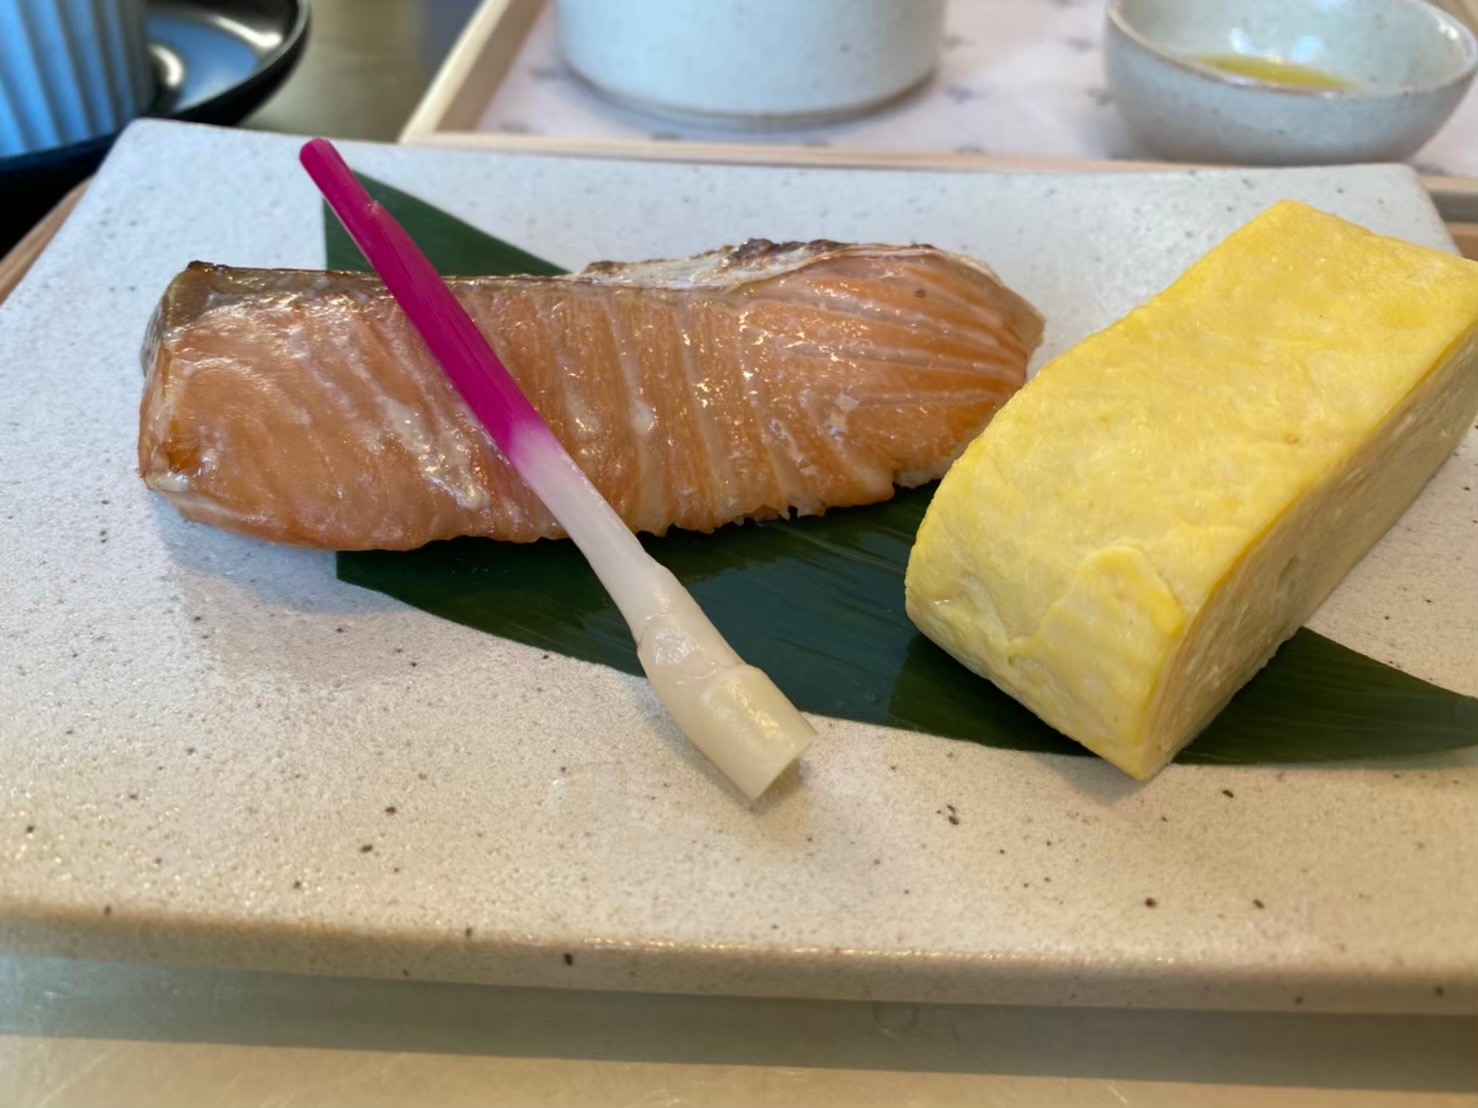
[399,0,1478,234]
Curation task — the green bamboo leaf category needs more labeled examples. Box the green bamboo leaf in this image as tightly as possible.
[323,178,563,277]
[329,175,1478,766]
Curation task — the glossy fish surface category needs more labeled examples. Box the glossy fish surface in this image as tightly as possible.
[140,240,1043,549]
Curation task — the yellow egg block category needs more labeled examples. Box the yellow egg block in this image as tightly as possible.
[905,201,1478,779]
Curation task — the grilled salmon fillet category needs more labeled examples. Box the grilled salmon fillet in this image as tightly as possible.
[139,239,1043,549]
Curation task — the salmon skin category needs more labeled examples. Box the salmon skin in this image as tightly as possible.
[140,239,1043,550]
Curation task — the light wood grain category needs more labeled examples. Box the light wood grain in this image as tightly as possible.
[400,0,542,138]
[1448,223,1478,260]
[398,0,1478,227]
[0,181,87,305]
[407,129,1478,238]
[403,127,1478,224]
[1428,0,1478,34]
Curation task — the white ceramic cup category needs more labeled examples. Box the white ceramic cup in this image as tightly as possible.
[0,0,155,156]
[556,0,946,128]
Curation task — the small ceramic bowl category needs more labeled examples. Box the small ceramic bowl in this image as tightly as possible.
[556,0,946,129]
[1104,0,1478,165]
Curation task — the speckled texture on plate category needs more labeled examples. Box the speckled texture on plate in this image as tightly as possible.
[0,121,1474,1014]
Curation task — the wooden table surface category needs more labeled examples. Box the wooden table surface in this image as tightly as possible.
[1,3,1475,1105]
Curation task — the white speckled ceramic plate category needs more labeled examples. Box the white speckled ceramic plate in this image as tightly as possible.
[1,121,1474,1014]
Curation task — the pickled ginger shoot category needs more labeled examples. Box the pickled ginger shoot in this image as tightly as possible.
[301,138,814,800]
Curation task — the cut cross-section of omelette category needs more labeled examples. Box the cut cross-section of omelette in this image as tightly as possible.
[905,201,1478,779]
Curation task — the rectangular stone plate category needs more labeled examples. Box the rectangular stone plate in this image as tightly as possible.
[1,120,1472,1014]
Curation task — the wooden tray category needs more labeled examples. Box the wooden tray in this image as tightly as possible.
[400,0,1478,241]
[0,181,87,304]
